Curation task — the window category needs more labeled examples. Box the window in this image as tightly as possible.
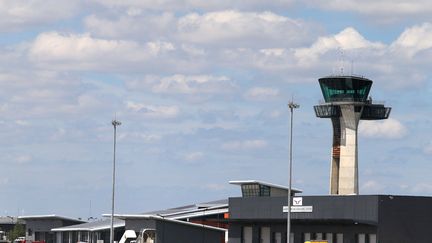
[369,234,377,243]
[35,232,45,241]
[273,232,282,243]
[303,233,311,241]
[260,185,270,196]
[241,184,271,197]
[80,232,88,242]
[336,233,343,243]
[319,77,372,102]
[242,184,260,197]
[242,227,252,243]
[357,234,366,243]
[62,232,69,243]
[325,233,333,243]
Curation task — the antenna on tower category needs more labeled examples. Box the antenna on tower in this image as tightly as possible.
[88,200,92,221]
[338,48,345,75]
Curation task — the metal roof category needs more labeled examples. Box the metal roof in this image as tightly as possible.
[229,180,302,193]
[18,215,86,223]
[111,214,226,232]
[52,199,228,232]
[51,218,124,232]
[140,199,228,218]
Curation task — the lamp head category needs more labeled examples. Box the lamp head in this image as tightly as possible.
[112,120,121,126]
[288,102,300,109]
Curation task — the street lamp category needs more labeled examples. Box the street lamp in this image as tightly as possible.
[110,119,121,243]
[287,101,299,243]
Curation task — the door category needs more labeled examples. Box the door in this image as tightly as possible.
[260,227,270,243]
[274,232,281,243]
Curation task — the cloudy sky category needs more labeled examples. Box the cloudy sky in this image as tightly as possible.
[1,0,432,219]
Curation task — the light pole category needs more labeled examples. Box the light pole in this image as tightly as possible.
[110,119,121,243]
[287,101,299,243]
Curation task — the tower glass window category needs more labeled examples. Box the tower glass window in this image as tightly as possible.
[241,184,271,197]
[319,76,372,102]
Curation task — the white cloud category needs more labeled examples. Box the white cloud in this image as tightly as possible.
[0,0,80,31]
[118,132,162,143]
[50,128,67,141]
[244,87,280,101]
[260,48,286,56]
[221,139,268,150]
[269,110,282,118]
[410,183,432,194]
[306,0,432,21]
[181,44,206,56]
[360,180,386,193]
[15,155,32,164]
[0,71,114,120]
[126,101,179,119]
[84,12,176,40]
[84,10,315,48]
[126,74,234,95]
[359,118,407,139]
[91,0,295,11]
[390,23,432,57]
[29,32,175,70]
[423,142,432,155]
[0,177,9,186]
[184,152,204,161]
[15,120,30,126]
[295,27,385,65]
[177,10,312,47]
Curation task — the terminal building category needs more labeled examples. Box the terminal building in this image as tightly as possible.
[226,181,432,243]
[17,180,432,243]
[16,75,432,243]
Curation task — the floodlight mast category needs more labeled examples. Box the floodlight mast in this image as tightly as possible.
[287,101,299,243]
[110,119,121,243]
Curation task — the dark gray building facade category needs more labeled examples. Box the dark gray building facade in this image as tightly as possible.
[19,215,85,243]
[228,194,432,243]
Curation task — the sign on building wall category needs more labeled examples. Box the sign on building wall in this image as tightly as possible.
[282,206,313,213]
[283,197,313,212]
[293,197,303,206]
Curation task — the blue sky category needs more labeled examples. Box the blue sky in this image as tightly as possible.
[1,0,432,219]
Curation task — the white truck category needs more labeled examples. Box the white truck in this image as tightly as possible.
[119,229,156,243]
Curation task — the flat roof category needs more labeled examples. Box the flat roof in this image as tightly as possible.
[112,214,226,232]
[229,180,302,193]
[99,199,228,221]
[53,199,228,232]
[52,218,124,232]
[19,215,86,223]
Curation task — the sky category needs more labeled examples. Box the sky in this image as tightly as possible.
[1,0,432,219]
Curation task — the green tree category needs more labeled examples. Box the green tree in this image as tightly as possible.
[7,223,25,242]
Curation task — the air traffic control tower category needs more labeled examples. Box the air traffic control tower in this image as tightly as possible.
[314,76,391,195]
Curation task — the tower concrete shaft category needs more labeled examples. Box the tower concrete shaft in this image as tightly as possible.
[314,76,391,195]
[330,105,361,194]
